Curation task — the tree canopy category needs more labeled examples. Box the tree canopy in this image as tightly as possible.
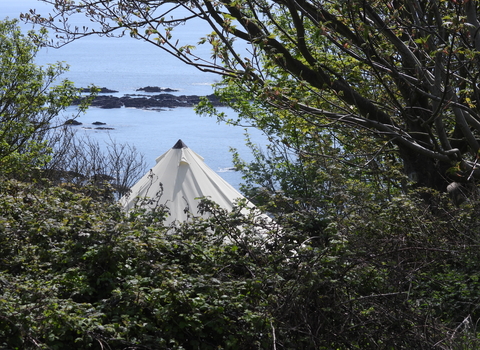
[24,0,480,192]
[0,18,84,176]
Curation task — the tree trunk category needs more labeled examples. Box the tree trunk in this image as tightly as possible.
[400,147,449,192]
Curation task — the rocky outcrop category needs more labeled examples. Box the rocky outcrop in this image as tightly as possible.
[80,87,119,93]
[94,127,114,130]
[73,91,224,110]
[89,96,124,109]
[65,119,82,125]
[64,120,113,130]
[136,86,178,93]
[80,126,115,130]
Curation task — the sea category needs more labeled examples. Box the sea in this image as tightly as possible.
[2,0,268,189]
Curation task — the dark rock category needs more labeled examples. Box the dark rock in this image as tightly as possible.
[72,95,123,108]
[122,96,161,108]
[71,92,224,110]
[65,119,82,125]
[206,93,223,105]
[95,127,115,130]
[92,121,106,125]
[136,86,179,93]
[90,95,124,109]
[101,99,124,109]
[80,87,119,93]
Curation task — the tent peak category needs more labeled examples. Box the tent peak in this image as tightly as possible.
[172,139,188,149]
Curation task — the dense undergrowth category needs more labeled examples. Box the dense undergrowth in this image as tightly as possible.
[1,178,480,349]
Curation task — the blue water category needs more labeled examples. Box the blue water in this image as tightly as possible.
[3,0,267,189]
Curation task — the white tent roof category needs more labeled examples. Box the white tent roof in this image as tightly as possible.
[119,139,252,223]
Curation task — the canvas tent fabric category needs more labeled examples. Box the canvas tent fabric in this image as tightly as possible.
[119,139,252,224]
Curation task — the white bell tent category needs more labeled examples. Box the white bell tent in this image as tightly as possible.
[119,139,254,224]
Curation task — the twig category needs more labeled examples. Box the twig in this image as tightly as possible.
[271,320,277,350]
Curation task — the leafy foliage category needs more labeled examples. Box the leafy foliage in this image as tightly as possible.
[1,178,480,349]
[0,19,87,176]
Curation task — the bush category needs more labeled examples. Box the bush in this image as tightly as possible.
[1,178,480,349]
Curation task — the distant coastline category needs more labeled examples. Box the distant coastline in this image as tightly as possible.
[74,86,224,110]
